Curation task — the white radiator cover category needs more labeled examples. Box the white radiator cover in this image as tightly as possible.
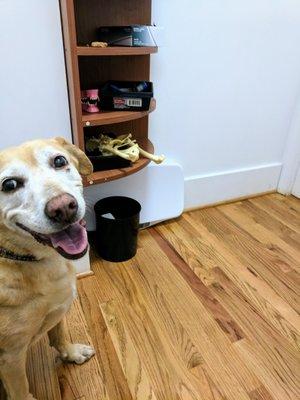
[84,161,184,231]
[73,250,90,275]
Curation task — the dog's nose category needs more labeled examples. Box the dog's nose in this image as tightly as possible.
[45,194,78,224]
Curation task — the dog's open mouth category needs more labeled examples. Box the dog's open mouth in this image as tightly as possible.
[17,220,88,260]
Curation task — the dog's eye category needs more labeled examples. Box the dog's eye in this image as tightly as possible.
[2,178,23,193]
[53,155,68,169]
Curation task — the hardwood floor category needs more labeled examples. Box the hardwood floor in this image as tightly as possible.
[1,193,300,399]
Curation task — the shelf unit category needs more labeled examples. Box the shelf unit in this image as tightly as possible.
[60,0,157,186]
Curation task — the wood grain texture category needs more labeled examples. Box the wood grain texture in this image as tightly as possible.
[245,198,300,248]
[74,0,151,45]
[100,299,157,400]
[190,207,299,313]
[150,228,245,343]
[77,46,158,57]
[132,231,261,398]
[210,268,300,400]
[249,386,274,400]
[57,299,109,400]
[181,212,300,338]
[60,0,85,149]
[77,277,133,400]
[81,100,156,127]
[26,336,62,400]
[86,257,209,399]
[251,194,300,233]
[190,365,226,399]
[1,194,299,399]
[219,201,299,272]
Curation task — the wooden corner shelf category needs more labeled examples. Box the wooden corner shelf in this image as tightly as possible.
[60,0,157,185]
[82,99,156,127]
[77,46,158,57]
[85,139,154,185]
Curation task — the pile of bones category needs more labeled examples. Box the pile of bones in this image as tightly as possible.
[86,133,165,164]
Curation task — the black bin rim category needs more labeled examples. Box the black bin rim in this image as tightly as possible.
[94,196,141,221]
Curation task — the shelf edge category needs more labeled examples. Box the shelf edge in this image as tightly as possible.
[77,46,158,57]
[82,99,156,127]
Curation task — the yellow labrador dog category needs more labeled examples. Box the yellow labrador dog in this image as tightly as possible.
[0,137,95,400]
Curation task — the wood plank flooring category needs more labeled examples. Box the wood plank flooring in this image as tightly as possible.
[1,193,299,399]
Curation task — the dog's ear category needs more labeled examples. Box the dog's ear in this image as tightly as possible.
[53,137,93,176]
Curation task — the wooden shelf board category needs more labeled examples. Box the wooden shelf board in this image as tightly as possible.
[84,139,154,186]
[82,99,156,127]
[77,46,158,56]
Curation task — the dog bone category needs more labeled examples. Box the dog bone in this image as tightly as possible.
[87,133,165,164]
[138,146,165,164]
[90,41,108,47]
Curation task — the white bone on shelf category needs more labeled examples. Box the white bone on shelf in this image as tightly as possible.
[84,138,154,186]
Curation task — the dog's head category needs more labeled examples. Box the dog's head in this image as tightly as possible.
[0,137,93,260]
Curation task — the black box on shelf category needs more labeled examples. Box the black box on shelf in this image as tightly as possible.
[85,133,131,171]
[88,155,131,172]
[100,81,153,111]
[98,25,156,47]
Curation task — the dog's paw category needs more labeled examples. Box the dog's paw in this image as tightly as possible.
[60,343,95,364]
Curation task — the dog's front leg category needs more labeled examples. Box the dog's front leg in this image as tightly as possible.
[0,350,36,400]
[48,319,95,364]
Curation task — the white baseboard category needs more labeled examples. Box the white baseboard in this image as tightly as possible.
[184,163,282,210]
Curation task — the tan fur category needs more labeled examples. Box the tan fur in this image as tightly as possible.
[52,137,93,176]
[0,138,94,400]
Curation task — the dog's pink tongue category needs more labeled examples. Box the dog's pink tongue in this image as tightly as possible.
[49,222,87,255]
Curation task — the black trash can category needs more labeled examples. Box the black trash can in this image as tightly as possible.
[94,196,141,262]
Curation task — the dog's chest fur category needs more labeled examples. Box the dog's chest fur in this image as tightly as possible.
[0,257,76,350]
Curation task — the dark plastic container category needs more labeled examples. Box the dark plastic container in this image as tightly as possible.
[88,155,131,171]
[98,25,157,47]
[100,80,153,111]
[85,133,131,171]
[94,196,141,262]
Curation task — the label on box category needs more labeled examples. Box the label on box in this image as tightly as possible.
[113,97,142,109]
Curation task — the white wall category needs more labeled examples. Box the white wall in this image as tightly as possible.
[1,1,300,211]
[0,1,85,271]
[0,0,71,149]
[151,0,300,208]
